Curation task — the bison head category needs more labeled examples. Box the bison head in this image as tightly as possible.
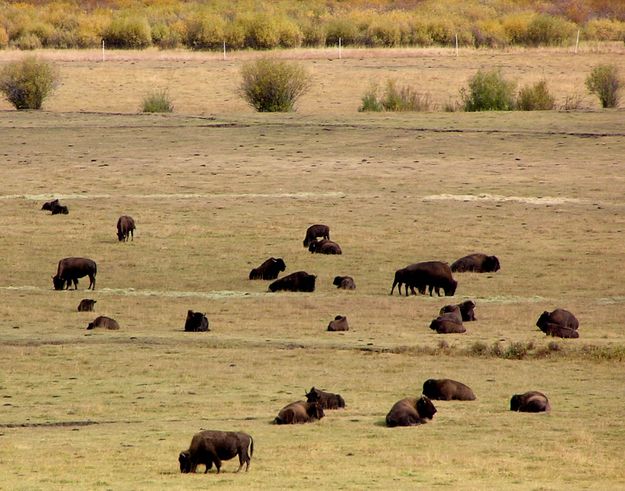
[486,256,501,272]
[510,395,522,411]
[179,451,192,473]
[52,275,65,290]
[416,395,437,420]
[536,311,551,332]
[305,387,322,403]
[117,230,125,241]
[306,401,325,420]
[444,279,458,296]
[274,258,286,272]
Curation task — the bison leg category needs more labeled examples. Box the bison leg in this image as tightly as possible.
[88,274,96,290]
[214,458,222,474]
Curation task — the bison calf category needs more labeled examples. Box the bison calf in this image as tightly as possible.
[179,430,253,474]
[327,315,349,332]
[385,395,437,427]
[249,257,286,280]
[86,316,119,330]
[185,310,209,332]
[268,271,316,293]
[305,387,345,409]
[77,299,96,312]
[422,379,476,401]
[510,391,551,413]
[333,275,356,290]
[274,401,324,424]
[308,238,342,255]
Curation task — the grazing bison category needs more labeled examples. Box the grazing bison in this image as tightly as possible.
[116,215,136,242]
[77,299,96,312]
[179,430,253,474]
[422,379,476,401]
[268,271,316,292]
[440,300,476,322]
[385,395,437,427]
[303,224,330,247]
[391,261,457,297]
[536,308,579,338]
[249,257,286,280]
[185,310,209,332]
[86,316,119,330]
[333,275,355,290]
[327,315,349,332]
[510,391,551,413]
[52,257,97,290]
[451,253,500,273]
[274,401,324,425]
[305,387,346,409]
[308,239,342,255]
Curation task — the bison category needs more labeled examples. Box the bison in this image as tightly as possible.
[274,401,324,424]
[116,215,135,242]
[391,261,457,297]
[422,379,476,401]
[440,300,476,322]
[451,253,500,273]
[179,430,253,474]
[327,315,349,332]
[249,257,286,280]
[536,308,579,338]
[268,271,316,293]
[42,199,69,214]
[308,239,342,255]
[52,257,97,290]
[510,391,551,413]
[86,315,119,330]
[185,310,209,332]
[333,275,355,290]
[429,310,466,334]
[303,224,330,247]
[385,395,437,427]
[41,199,59,211]
[305,387,345,409]
[77,299,96,312]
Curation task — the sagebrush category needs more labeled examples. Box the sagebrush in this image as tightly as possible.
[586,64,621,108]
[0,56,59,110]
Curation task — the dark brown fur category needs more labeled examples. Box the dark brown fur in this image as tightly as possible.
[391,261,457,297]
[184,310,209,332]
[510,391,551,413]
[440,300,476,321]
[305,387,346,409]
[77,299,96,312]
[429,312,466,334]
[86,316,119,330]
[303,224,330,247]
[422,379,476,401]
[249,257,286,280]
[327,315,349,332]
[274,401,324,424]
[308,239,342,254]
[385,396,437,427]
[451,253,500,273]
[268,271,316,292]
[536,308,579,338]
[333,275,356,290]
[178,430,253,474]
[116,215,136,242]
[52,257,97,290]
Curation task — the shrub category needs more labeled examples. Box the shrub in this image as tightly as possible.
[461,68,516,111]
[141,89,174,113]
[103,15,152,49]
[10,32,42,50]
[0,26,8,48]
[0,56,59,110]
[560,93,584,111]
[359,80,433,112]
[239,58,311,112]
[301,20,326,47]
[184,13,225,50]
[583,18,625,41]
[242,14,279,49]
[516,80,555,110]
[151,23,182,49]
[325,17,360,46]
[525,14,576,46]
[359,85,383,112]
[586,64,621,108]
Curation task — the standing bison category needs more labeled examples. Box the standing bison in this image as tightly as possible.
[305,387,346,409]
[303,224,330,247]
[510,391,551,413]
[440,300,476,322]
[268,271,316,292]
[185,310,209,332]
[308,239,342,255]
[327,315,349,332]
[391,261,457,297]
[422,379,476,401]
[385,395,437,427]
[116,215,136,242]
[77,299,96,312]
[86,316,119,330]
[536,308,579,338]
[179,430,253,474]
[52,257,97,290]
[451,253,500,273]
[249,257,286,280]
[333,275,355,290]
[274,401,324,424]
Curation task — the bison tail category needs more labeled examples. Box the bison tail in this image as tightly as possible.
[249,436,254,457]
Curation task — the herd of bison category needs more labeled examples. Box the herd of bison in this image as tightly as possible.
[41,204,579,475]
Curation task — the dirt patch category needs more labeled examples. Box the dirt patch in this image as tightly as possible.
[422,193,583,206]
[2,192,346,201]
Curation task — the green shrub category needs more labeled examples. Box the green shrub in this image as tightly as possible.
[275,17,303,48]
[11,33,42,50]
[359,80,433,112]
[0,56,59,110]
[358,85,383,112]
[325,17,360,46]
[103,15,152,49]
[461,68,516,111]
[525,14,576,46]
[586,64,621,108]
[516,80,555,110]
[300,20,326,47]
[152,23,182,49]
[242,14,279,49]
[583,18,625,41]
[141,89,174,113]
[184,13,225,50]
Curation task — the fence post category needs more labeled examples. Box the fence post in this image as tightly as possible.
[339,37,342,59]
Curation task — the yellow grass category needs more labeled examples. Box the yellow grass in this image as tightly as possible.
[0,47,625,489]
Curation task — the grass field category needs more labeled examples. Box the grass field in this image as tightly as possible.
[1,47,625,490]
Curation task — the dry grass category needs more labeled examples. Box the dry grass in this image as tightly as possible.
[0,47,625,489]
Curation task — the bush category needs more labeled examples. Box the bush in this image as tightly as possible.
[184,13,225,50]
[0,26,8,48]
[461,68,516,111]
[516,80,555,110]
[525,14,576,46]
[583,18,625,41]
[242,14,279,49]
[0,56,59,110]
[103,15,152,49]
[141,89,174,113]
[239,58,311,112]
[10,32,42,50]
[586,64,621,108]
[359,85,383,112]
[359,80,433,112]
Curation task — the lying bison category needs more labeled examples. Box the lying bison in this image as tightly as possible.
[536,308,579,338]
[179,430,253,474]
[269,271,316,292]
[303,224,330,247]
[52,257,97,290]
[249,257,286,280]
[185,310,209,332]
[308,239,342,255]
[327,315,349,332]
[116,215,136,242]
[451,253,500,273]
[440,300,476,322]
[429,306,465,334]
[77,299,96,312]
[333,275,355,290]
[274,401,324,424]
[385,395,437,427]
[305,387,345,409]
[87,316,119,330]
[510,391,551,413]
[391,261,457,297]
[422,379,476,401]
[41,199,59,211]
